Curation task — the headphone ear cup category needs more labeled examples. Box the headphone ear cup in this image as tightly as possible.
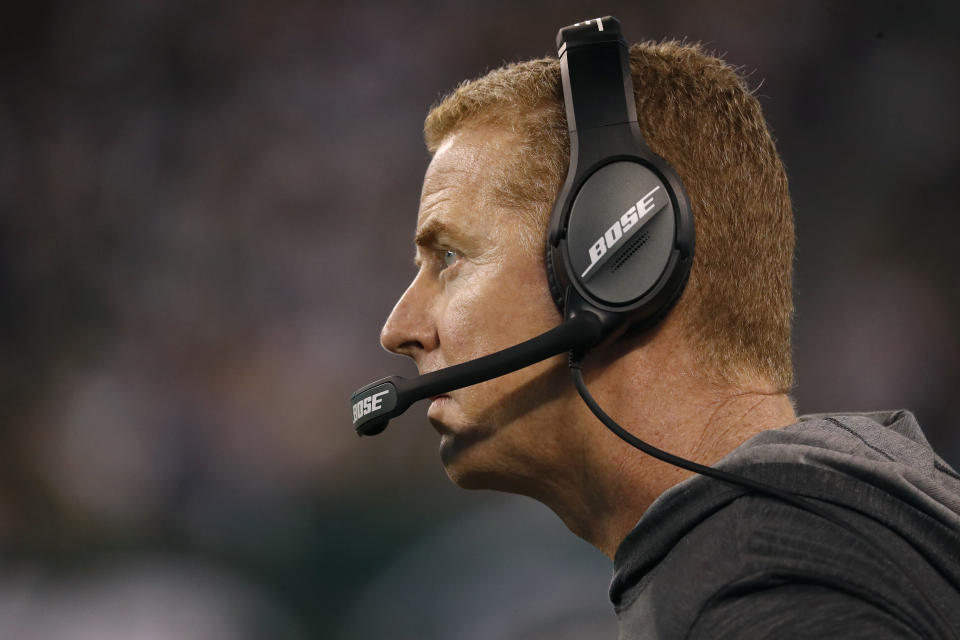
[547,158,694,334]
[545,242,567,312]
[563,161,677,306]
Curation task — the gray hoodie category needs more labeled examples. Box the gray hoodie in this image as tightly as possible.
[611,411,960,639]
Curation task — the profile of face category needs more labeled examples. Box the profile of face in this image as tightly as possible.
[379,125,577,490]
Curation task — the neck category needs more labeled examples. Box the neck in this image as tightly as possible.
[526,336,798,560]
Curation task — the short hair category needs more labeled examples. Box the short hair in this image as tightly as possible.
[423,41,795,392]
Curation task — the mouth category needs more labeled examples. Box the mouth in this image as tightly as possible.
[427,395,451,432]
[428,395,450,417]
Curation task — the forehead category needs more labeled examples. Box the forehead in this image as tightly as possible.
[417,125,517,229]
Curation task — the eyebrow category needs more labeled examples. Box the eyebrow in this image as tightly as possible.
[413,217,445,267]
[414,216,448,249]
[413,215,471,267]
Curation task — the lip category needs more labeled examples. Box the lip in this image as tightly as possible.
[429,394,450,407]
[427,395,450,427]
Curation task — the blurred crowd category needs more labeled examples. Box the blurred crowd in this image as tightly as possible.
[1,1,958,637]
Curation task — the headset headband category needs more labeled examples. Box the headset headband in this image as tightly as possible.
[556,18,638,133]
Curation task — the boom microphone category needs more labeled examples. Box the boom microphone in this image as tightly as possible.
[350,310,604,436]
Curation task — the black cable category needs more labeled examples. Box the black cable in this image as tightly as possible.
[569,356,956,637]
[570,361,832,515]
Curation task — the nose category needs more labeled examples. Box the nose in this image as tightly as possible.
[380,274,439,361]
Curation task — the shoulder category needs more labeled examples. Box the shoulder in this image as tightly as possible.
[616,493,960,640]
[688,581,922,639]
[614,412,960,639]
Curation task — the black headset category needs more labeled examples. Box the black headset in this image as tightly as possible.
[350,16,691,436]
[546,16,693,340]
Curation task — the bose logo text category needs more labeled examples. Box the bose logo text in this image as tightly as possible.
[353,390,391,423]
[581,185,661,278]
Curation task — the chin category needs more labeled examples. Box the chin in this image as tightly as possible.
[442,459,506,491]
[438,433,522,492]
[438,433,483,487]
[443,463,490,490]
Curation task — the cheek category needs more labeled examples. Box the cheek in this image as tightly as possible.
[515,258,561,319]
[502,246,563,331]
[437,256,560,362]
[438,265,505,360]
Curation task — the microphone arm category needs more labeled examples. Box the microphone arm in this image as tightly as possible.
[350,310,603,436]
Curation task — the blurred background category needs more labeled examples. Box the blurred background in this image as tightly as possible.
[1,0,958,637]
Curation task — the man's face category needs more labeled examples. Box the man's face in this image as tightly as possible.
[379,124,573,489]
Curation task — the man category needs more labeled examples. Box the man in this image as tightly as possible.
[376,34,960,638]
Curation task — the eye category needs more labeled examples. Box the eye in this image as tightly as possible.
[441,249,459,270]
